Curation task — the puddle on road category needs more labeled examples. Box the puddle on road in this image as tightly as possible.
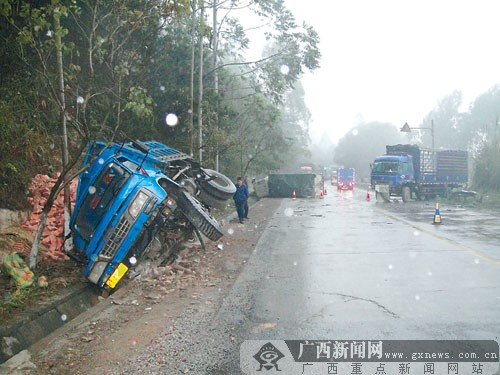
[377,201,500,246]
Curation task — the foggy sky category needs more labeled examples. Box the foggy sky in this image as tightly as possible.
[284,0,500,143]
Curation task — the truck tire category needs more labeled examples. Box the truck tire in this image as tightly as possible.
[198,189,230,209]
[200,168,236,201]
[176,191,223,241]
[402,186,411,202]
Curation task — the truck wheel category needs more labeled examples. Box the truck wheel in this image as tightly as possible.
[198,189,230,209]
[176,191,223,241]
[200,168,236,201]
[402,186,411,202]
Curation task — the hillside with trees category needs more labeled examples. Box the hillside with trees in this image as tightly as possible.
[0,0,320,210]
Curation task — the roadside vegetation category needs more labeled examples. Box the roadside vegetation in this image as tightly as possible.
[0,0,320,211]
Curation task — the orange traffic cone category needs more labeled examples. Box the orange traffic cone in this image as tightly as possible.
[366,187,371,201]
[432,202,442,224]
[319,191,324,199]
[292,190,297,200]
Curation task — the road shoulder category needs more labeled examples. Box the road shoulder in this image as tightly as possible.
[23,198,282,375]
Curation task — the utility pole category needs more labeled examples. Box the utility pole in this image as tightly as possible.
[431,119,435,151]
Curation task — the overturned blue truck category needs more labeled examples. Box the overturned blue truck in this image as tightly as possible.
[69,140,235,292]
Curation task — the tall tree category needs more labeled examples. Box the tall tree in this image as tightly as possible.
[419,90,464,149]
[462,84,500,153]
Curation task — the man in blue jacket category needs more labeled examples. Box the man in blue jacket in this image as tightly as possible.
[233,177,249,224]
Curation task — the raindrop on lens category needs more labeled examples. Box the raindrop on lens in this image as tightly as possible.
[88,186,96,195]
[293,261,297,266]
[284,208,294,217]
[280,64,290,75]
[76,96,84,104]
[415,295,420,301]
[413,230,420,236]
[165,113,178,127]
[60,314,67,322]
[98,158,104,165]
[388,264,393,270]
[474,259,480,264]
[227,228,234,235]
[427,271,432,276]
[352,129,359,136]
[160,85,165,92]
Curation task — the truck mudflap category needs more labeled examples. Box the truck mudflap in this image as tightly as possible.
[374,184,391,202]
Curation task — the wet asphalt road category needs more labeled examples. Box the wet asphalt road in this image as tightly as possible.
[216,189,500,373]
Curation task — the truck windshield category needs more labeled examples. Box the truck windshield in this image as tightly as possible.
[372,161,400,174]
[74,162,130,241]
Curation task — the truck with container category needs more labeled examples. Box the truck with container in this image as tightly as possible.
[370,144,468,202]
[69,140,235,293]
[337,168,355,190]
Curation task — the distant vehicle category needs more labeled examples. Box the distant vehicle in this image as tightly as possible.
[337,168,355,190]
[69,140,235,293]
[370,144,468,202]
[324,165,342,186]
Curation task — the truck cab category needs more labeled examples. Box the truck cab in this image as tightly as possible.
[370,155,415,201]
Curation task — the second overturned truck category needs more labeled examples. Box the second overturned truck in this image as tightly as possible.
[370,144,468,202]
[69,140,235,292]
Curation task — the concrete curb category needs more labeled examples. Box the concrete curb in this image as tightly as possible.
[0,283,100,364]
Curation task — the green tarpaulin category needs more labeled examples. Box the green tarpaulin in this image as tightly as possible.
[268,174,316,198]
